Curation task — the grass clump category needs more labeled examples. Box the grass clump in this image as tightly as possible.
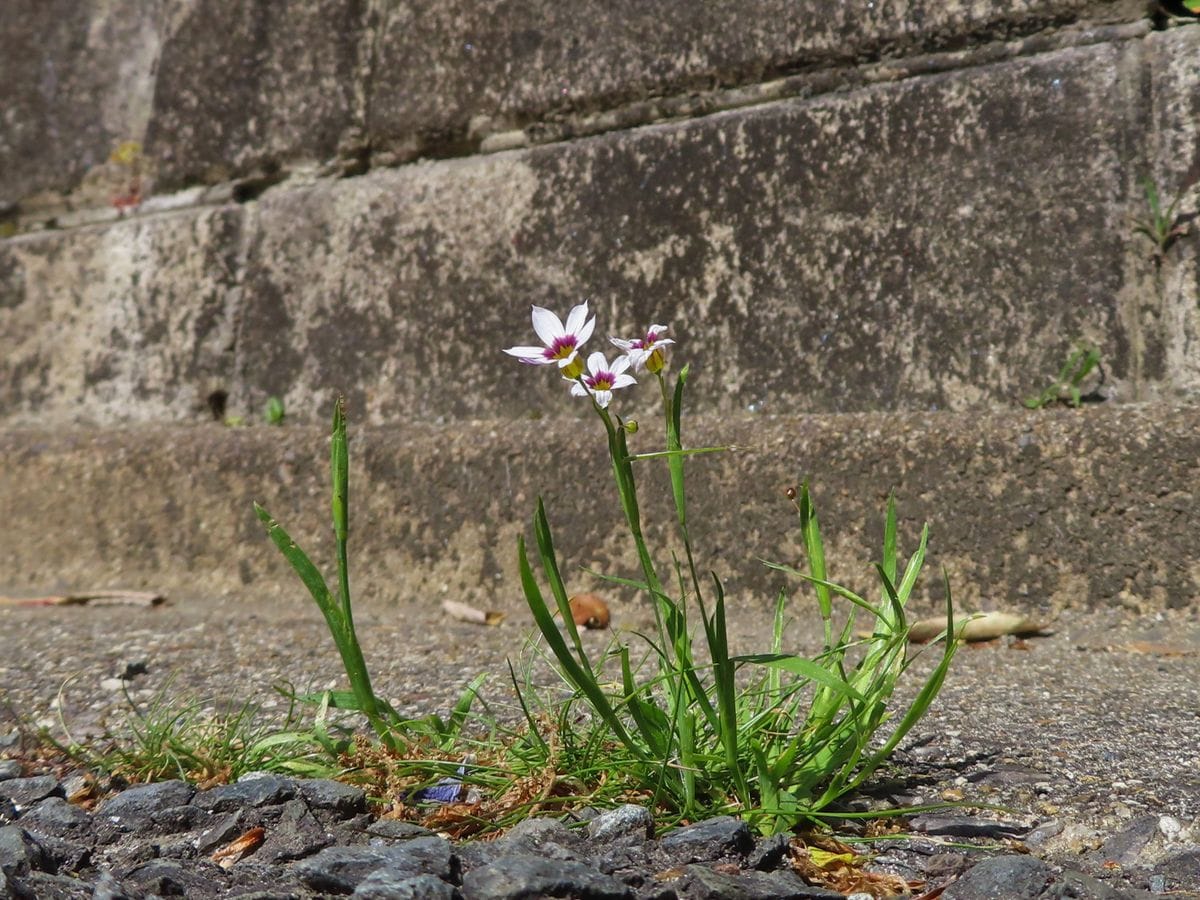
[239,306,962,836]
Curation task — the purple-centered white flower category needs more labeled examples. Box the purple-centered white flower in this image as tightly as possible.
[610,323,674,374]
[570,352,636,409]
[503,302,596,377]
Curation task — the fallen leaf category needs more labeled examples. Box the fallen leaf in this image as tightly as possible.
[908,611,1053,644]
[0,591,166,608]
[568,593,610,629]
[441,600,504,626]
[210,826,264,868]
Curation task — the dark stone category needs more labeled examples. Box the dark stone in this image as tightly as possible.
[1153,848,1200,892]
[461,853,633,900]
[588,805,654,843]
[493,816,582,862]
[12,870,93,899]
[924,852,974,880]
[675,864,844,900]
[26,830,90,874]
[1096,815,1159,867]
[91,870,136,900]
[746,833,790,871]
[194,810,246,856]
[145,803,214,836]
[192,774,296,813]
[97,780,196,825]
[18,797,93,841]
[659,817,754,863]
[296,778,368,817]
[0,826,44,877]
[353,871,459,899]
[0,775,62,811]
[0,760,21,781]
[123,857,227,896]
[294,837,458,893]
[1045,868,1136,899]
[942,855,1053,900]
[908,814,1030,839]
[257,798,333,862]
[367,820,438,841]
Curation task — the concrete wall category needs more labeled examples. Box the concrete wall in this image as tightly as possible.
[2,3,1197,427]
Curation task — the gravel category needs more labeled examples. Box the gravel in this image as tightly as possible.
[0,596,1198,896]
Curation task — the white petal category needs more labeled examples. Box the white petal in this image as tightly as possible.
[593,390,613,408]
[612,373,637,389]
[610,356,631,375]
[610,336,634,351]
[586,351,607,374]
[553,348,580,368]
[570,381,589,397]
[531,306,564,345]
[504,346,552,363]
[564,301,590,335]
[576,315,596,345]
[648,324,670,336]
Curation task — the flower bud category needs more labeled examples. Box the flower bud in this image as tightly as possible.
[623,420,639,434]
[561,355,585,380]
[645,347,666,374]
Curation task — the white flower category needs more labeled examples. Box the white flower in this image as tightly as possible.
[610,323,674,373]
[504,302,596,377]
[570,352,636,409]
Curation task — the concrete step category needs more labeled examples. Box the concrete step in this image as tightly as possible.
[5,25,1199,429]
[3,402,1196,614]
[1,0,1147,211]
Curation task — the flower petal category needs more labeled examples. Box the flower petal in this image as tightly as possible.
[593,390,613,408]
[610,356,631,375]
[570,381,589,397]
[612,373,637,389]
[576,314,596,346]
[585,351,607,374]
[504,345,554,363]
[564,301,590,336]
[609,336,634,351]
[531,306,564,345]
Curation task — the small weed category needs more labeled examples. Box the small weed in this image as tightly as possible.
[51,679,346,788]
[1024,343,1102,409]
[264,396,285,425]
[1133,175,1196,264]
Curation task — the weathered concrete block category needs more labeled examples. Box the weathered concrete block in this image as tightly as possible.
[238,40,1145,422]
[1145,25,1200,399]
[0,405,1197,613]
[0,0,162,212]
[0,205,242,424]
[143,0,369,192]
[367,0,1146,160]
[0,0,1147,212]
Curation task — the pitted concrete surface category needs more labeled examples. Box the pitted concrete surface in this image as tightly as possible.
[0,593,1196,894]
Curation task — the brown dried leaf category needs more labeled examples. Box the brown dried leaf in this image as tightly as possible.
[441,599,504,626]
[210,826,265,868]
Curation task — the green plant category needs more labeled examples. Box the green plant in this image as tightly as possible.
[1023,343,1101,409]
[53,678,346,786]
[1133,175,1191,263]
[265,396,286,425]
[506,306,961,832]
